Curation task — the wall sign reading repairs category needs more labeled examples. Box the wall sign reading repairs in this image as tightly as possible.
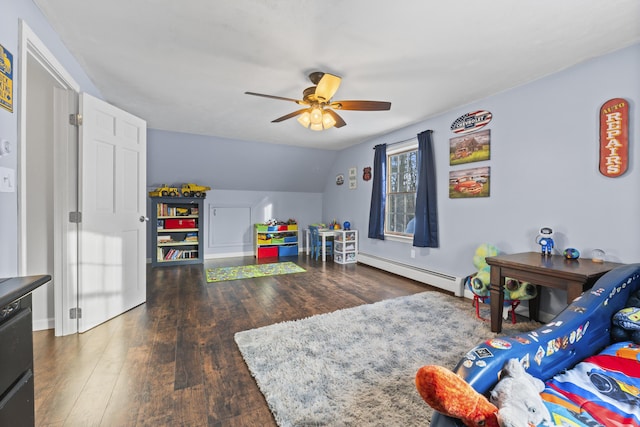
[599,98,629,177]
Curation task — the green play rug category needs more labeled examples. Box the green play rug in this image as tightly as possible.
[206,262,306,283]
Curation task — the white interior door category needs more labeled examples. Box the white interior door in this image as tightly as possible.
[78,92,147,332]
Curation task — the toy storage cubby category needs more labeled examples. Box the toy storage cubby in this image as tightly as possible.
[151,196,204,266]
[254,223,299,259]
[334,230,358,264]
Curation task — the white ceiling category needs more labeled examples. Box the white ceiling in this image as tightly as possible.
[34,0,640,150]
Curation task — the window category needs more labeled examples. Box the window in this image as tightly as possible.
[385,142,418,237]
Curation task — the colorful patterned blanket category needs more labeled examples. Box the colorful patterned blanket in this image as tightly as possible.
[541,341,640,426]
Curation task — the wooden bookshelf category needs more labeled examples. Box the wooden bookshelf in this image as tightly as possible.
[150,196,204,266]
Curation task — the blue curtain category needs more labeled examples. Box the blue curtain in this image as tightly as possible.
[413,130,439,247]
[368,144,386,240]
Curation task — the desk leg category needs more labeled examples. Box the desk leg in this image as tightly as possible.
[566,282,584,304]
[528,285,541,322]
[321,234,326,262]
[489,266,505,333]
[306,230,310,256]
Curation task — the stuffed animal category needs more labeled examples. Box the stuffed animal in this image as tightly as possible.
[489,359,551,427]
[416,360,551,427]
[611,289,640,344]
[415,365,499,427]
[469,244,537,301]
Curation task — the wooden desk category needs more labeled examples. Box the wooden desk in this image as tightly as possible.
[485,252,623,332]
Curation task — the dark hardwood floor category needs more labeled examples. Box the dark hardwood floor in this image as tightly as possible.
[32,255,441,426]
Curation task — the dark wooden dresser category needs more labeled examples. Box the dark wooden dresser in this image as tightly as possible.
[0,275,51,426]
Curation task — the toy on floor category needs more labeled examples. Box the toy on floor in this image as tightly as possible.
[535,227,554,255]
[416,364,499,427]
[416,359,550,427]
[468,244,537,323]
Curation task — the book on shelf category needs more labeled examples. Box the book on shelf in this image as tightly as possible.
[156,203,198,217]
[162,248,199,260]
[157,235,172,243]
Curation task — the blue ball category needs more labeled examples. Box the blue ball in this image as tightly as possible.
[563,248,580,259]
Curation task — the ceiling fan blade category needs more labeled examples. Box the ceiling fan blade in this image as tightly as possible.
[325,109,346,128]
[315,73,341,102]
[271,108,309,123]
[330,100,391,111]
[245,91,306,105]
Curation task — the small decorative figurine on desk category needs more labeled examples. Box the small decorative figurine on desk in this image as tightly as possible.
[343,221,351,230]
[535,226,554,255]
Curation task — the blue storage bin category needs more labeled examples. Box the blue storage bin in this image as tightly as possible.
[278,245,298,256]
[284,236,297,243]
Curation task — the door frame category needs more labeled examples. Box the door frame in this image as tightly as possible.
[18,20,80,335]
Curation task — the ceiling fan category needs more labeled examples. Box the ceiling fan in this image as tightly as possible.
[245,72,391,131]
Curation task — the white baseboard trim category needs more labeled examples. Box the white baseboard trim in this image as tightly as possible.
[32,317,54,331]
[358,253,465,296]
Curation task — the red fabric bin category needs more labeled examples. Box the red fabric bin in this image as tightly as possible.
[258,246,278,258]
[165,219,196,229]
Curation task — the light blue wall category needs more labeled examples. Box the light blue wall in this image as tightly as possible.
[146,129,336,256]
[323,43,640,314]
[0,0,102,277]
[147,129,337,192]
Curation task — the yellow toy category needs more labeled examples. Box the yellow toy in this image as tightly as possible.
[180,183,211,197]
[149,184,179,197]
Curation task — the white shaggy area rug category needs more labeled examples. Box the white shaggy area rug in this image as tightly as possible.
[235,291,537,426]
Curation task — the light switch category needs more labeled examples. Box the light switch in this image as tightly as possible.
[0,140,10,156]
[0,167,15,192]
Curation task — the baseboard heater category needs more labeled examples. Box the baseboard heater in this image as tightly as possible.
[358,253,465,297]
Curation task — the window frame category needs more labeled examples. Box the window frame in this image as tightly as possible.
[384,139,418,241]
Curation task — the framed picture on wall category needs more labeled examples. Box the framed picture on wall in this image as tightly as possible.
[449,129,491,166]
[449,166,490,198]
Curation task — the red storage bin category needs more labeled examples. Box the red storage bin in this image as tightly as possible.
[165,219,196,229]
[258,246,278,258]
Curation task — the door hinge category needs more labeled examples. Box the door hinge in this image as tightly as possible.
[69,211,82,223]
[70,307,82,319]
[69,113,83,126]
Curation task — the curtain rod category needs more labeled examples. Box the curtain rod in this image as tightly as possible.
[373,136,417,149]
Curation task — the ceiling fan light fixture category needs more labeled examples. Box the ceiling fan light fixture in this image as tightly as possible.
[297,111,311,127]
[309,122,324,131]
[309,106,323,125]
[322,111,336,129]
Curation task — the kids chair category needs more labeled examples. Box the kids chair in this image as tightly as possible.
[309,225,333,261]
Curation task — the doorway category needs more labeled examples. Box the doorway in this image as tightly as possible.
[19,20,80,335]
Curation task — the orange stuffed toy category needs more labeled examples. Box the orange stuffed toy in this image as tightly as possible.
[416,365,499,427]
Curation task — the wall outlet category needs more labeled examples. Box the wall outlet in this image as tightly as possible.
[0,167,16,192]
[410,249,416,258]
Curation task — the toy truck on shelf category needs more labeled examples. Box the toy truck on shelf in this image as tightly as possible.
[180,183,211,197]
[149,185,179,197]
